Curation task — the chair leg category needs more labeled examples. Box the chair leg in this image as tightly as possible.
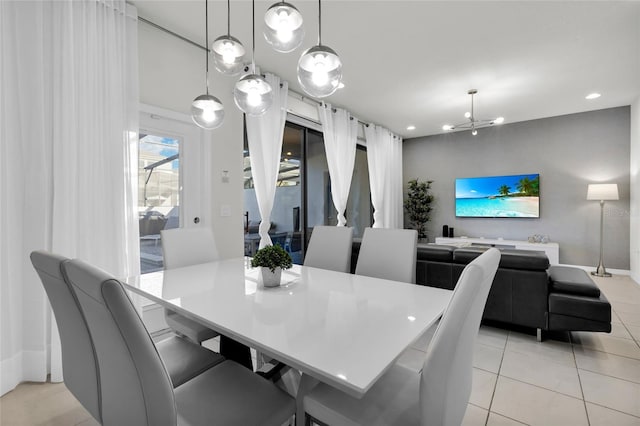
[537,328,543,342]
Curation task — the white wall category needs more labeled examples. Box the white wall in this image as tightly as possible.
[138,20,244,258]
[631,96,640,283]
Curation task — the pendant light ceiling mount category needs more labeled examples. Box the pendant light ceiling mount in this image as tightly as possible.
[190,0,224,130]
[442,89,504,136]
[297,0,342,98]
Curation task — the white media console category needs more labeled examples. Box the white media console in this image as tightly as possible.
[434,237,559,265]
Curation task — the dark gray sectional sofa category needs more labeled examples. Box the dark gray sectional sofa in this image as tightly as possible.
[351,242,611,341]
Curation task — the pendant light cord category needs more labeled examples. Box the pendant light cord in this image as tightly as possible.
[205,0,209,94]
[227,0,231,37]
[318,0,322,45]
[251,0,256,73]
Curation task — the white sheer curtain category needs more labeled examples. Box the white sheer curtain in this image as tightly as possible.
[364,124,404,229]
[0,0,139,395]
[246,73,288,248]
[317,103,358,226]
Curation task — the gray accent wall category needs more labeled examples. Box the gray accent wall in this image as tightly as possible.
[403,107,631,269]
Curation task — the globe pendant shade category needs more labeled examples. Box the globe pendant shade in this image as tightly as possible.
[191,94,225,129]
[297,45,342,98]
[212,35,246,75]
[234,74,273,115]
[264,2,304,53]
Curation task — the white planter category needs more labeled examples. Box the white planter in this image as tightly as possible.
[259,267,282,287]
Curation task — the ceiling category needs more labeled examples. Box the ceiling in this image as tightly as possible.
[131,1,640,138]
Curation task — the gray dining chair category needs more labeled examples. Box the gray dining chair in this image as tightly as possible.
[62,257,296,426]
[30,251,101,422]
[303,226,354,273]
[303,248,501,426]
[29,251,225,423]
[161,227,219,344]
[355,228,418,283]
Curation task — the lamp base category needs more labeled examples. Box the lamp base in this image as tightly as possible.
[591,263,612,277]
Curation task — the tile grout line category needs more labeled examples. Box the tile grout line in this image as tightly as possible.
[484,331,525,426]
[586,401,640,420]
[571,332,591,426]
[576,366,640,387]
[614,310,640,348]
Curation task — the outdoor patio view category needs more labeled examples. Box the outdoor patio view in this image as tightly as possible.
[138,133,180,273]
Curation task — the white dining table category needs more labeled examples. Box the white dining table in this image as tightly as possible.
[123,257,452,424]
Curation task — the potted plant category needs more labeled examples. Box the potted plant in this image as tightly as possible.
[251,244,293,287]
[404,178,434,242]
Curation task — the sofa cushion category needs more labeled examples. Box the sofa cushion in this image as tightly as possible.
[453,248,549,271]
[548,266,600,297]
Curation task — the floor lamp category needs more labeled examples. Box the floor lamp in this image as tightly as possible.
[587,183,619,277]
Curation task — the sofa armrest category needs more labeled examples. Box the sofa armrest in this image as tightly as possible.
[548,266,601,297]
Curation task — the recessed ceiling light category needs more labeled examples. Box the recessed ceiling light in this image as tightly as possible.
[406,125,416,131]
[585,93,601,100]
[338,82,345,89]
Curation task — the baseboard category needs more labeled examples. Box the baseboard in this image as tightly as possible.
[1,350,48,396]
[558,263,631,276]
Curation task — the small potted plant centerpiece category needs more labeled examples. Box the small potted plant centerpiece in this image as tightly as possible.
[251,244,293,287]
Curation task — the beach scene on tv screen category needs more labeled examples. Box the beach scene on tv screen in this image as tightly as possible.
[456,174,540,218]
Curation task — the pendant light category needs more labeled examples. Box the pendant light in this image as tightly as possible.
[297,0,342,98]
[264,1,304,53]
[234,0,273,115]
[212,0,245,75]
[191,0,224,129]
[442,89,505,136]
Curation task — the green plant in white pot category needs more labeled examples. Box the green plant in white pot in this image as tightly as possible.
[251,244,293,287]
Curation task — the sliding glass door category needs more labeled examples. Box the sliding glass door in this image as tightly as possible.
[244,119,371,264]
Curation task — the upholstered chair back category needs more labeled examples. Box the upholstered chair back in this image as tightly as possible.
[420,248,500,426]
[63,259,177,426]
[304,225,354,273]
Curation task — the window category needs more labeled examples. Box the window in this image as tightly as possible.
[243,119,371,264]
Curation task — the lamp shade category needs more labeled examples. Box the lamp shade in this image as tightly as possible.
[191,94,225,129]
[212,35,246,75]
[587,183,619,201]
[264,1,304,53]
[297,45,342,98]
[234,74,273,115]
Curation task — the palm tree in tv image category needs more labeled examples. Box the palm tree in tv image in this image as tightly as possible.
[498,184,511,197]
[517,175,540,196]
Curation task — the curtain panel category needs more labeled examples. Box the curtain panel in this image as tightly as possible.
[246,73,288,249]
[364,124,404,229]
[317,103,358,227]
[0,0,139,395]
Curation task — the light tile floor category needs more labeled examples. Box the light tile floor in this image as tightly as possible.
[1,275,639,426]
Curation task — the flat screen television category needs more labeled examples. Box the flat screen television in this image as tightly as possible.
[455,173,540,218]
